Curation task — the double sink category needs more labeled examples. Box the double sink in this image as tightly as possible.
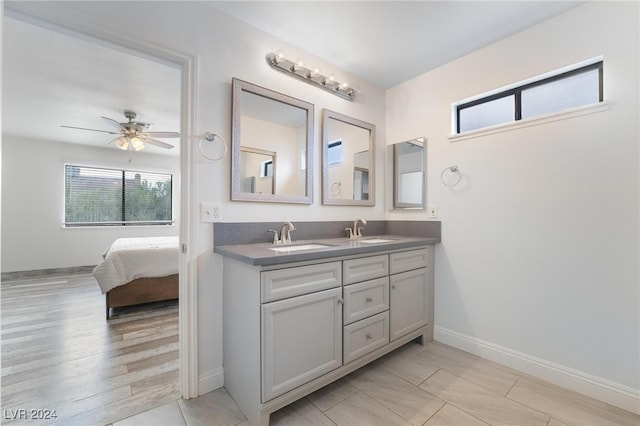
[268,238,394,253]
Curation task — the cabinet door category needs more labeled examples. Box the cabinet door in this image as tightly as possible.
[261,287,342,402]
[390,268,428,341]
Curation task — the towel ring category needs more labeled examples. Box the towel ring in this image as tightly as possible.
[440,165,462,188]
[198,132,227,161]
[330,181,342,196]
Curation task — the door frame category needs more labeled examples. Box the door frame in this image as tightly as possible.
[2,4,200,398]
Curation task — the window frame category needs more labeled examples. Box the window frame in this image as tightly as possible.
[327,139,343,166]
[454,59,603,134]
[64,164,174,227]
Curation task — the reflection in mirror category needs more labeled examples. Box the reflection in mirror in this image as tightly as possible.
[232,78,313,203]
[388,137,426,209]
[322,109,375,206]
[240,147,275,194]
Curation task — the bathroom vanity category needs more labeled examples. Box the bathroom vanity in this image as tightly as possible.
[215,235,437,425]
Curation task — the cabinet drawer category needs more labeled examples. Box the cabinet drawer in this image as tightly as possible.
[343,254,389,285]
[343,277,389,325]
[261,261,342,302]
[390,248,428,275]
[343,311,389,364]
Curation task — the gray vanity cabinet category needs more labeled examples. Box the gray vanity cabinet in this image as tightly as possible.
[222,245,434,426]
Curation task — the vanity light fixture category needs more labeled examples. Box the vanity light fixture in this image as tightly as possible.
[265,52,355,101]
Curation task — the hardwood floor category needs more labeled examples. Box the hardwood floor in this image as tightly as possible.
[1,272,179,425]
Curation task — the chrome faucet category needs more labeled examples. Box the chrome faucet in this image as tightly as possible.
[268,221,296,244]
[280,221,296,244]
[346,218,367,239]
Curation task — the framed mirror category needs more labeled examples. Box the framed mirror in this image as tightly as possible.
[387,137,426,209]
[232,78,314,203]
[322,109,375,206]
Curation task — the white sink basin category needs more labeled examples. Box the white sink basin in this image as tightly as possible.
[358,238,393,243]
[268,244,330,253]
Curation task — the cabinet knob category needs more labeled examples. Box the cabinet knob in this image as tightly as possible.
[391,285,396,290]
[337,299,344,305]
[365,297,373,303]
[366,333,372,340]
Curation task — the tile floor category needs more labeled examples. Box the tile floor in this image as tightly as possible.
[113,341,639,426]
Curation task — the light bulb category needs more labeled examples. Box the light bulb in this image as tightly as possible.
[131,137,145,151]
[114,136,129,150]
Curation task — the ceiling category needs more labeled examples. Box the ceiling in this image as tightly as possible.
[2,1,582,155]
[2,16,182,156]
[210,1,583,89]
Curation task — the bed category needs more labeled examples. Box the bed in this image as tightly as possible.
[93,236,179,319]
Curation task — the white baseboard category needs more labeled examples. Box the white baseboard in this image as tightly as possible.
[434,326,640,415]
[198,367,224,396]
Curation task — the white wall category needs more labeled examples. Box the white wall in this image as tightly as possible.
[386,1,639,411]
[2,1,386,396]
[1,136,180,272]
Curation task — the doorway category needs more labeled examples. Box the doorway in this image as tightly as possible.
[1,9,197,423]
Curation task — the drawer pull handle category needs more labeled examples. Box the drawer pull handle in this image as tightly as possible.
[366,333,372,340]
[365,297,373,303]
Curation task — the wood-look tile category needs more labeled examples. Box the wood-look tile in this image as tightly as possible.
[346,363,445,425]
[306,377,359,411]
[269,397,335,426]
[113,400,185,426]
[423,403,490,426]
[126,349,179,372]
[376,343,440,386]
[1,273,179,426]
[325,391,411,426]
[416,342,520,395]
[507,376,640,426]
[547,417,570,426]
[420,369,549,426]
[177,388,246,426]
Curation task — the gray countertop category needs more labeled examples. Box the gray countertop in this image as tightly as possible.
[214,234,439,266]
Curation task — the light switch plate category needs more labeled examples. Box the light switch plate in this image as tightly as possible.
[201,203,222,223]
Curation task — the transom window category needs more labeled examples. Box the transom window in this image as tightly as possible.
[454,59,603,134]
[327,140,343,165]
[64,165,173,227]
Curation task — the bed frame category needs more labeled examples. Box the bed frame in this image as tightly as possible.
[105,274,179,319]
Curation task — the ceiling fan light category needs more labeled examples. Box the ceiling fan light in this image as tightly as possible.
[113,136,129,150]
[131,137,145,151]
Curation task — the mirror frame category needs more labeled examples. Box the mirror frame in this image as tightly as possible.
[322,109,376,206]
[391,137,426,209]
[231,78,314,204]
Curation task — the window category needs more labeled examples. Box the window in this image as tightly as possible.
[261,160,274,177]
[64,165,173,226]
[327,140,343,165]
[455,60,603,134]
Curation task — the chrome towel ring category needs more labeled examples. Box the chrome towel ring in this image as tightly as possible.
[198,132,227,161]
[441,165,462,188]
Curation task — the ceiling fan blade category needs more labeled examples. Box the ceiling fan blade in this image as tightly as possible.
[61,125,120,135]
[143,131,180,138]
[101,116,126,131]
[144,138,175,149]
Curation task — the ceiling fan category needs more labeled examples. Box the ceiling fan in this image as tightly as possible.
[61,110,179,151]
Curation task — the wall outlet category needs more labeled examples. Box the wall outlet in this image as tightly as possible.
[201,203,222,223]
[429,205,438,218]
